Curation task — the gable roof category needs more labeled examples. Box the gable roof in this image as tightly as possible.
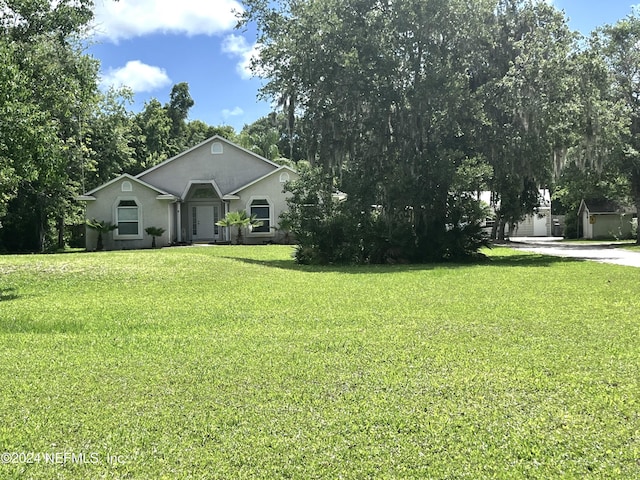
[228,165,297,196]
[80,173,175,198]
[134,135,281,180]
[180,179,225,200]
[579,199,635,215]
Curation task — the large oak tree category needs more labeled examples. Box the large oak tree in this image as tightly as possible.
[240,0,577,262]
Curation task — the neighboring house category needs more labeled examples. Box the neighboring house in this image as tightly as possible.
[77,136,298,250]
[479,189,553,237]
[578,199,637,240]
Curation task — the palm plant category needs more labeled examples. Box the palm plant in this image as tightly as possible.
[145,226,166,248]
[86,219,117,251]
[216,210,263,245]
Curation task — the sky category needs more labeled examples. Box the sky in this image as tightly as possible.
[89,0,640,133]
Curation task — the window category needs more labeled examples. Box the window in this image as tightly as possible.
[279,172,290,183]
[211,142,223,154]
[192,207,197,236]
[121,181,132,192]
[117,200,139,236]
[192,187,214,199]
[250,198,270,234]
[214,205,220,235]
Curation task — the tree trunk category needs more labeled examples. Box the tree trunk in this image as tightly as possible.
[37,204,46,253]
[635,197,640,245]
[497,218,507,241]
[57,216,65,250]
[490,220,498,240]
[632,170,640,245]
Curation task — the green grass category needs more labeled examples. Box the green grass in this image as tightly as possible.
[0,246,639,479]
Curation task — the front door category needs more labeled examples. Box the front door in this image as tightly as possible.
[192,205,218,240]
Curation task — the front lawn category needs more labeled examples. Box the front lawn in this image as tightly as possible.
[0,246,638,478]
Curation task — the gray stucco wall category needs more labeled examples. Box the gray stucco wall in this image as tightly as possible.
[228,169,298,244]
[84,178,173,250]
[137,139,276,197]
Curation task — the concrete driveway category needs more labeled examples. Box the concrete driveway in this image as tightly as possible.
[507,237,640,268]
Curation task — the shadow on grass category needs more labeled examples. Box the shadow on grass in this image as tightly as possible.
[0,287,19,301]
[221,250,577,274]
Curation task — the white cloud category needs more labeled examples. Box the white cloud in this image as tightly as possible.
[222,34,262,79]
[221,33,251,56]
[100,60,172,93]
[93,0,243,42]
[222,106,244,117]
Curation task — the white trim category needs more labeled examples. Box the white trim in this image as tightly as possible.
[177,202,183,243]
[211,141,223,154]
[156,194,178,201]
[167,203,174,244]
[223,201,230,242]
[83,173,173,197]
[113,196,143,240]
[246,196,274,237]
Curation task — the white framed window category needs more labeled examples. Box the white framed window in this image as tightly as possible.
[211,142,223,154]
[121,181,132,192]
[113,197,143,239]
[279,172,290,183]
[248,197,272,235]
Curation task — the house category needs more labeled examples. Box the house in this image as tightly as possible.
[578,199,636,240]
[479,189,553,237]
[77,136,298,250]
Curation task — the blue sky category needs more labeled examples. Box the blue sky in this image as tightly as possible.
[89,1,640,132]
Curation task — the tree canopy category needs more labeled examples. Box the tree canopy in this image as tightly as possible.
[0,0,99,251]
[590,13,640,243]
[240,0,603,262]
[1,0,639,253]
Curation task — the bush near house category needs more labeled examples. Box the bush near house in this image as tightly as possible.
[144,226,166,248]
[216,210,262,245]
[85,219,117,251]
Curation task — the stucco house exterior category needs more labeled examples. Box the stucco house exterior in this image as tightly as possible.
[77,136,298,250]
[578,199,636,240]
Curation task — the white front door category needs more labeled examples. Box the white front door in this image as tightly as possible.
[192,205,216,240]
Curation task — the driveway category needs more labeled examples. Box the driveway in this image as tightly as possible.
[507,237,640,268]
